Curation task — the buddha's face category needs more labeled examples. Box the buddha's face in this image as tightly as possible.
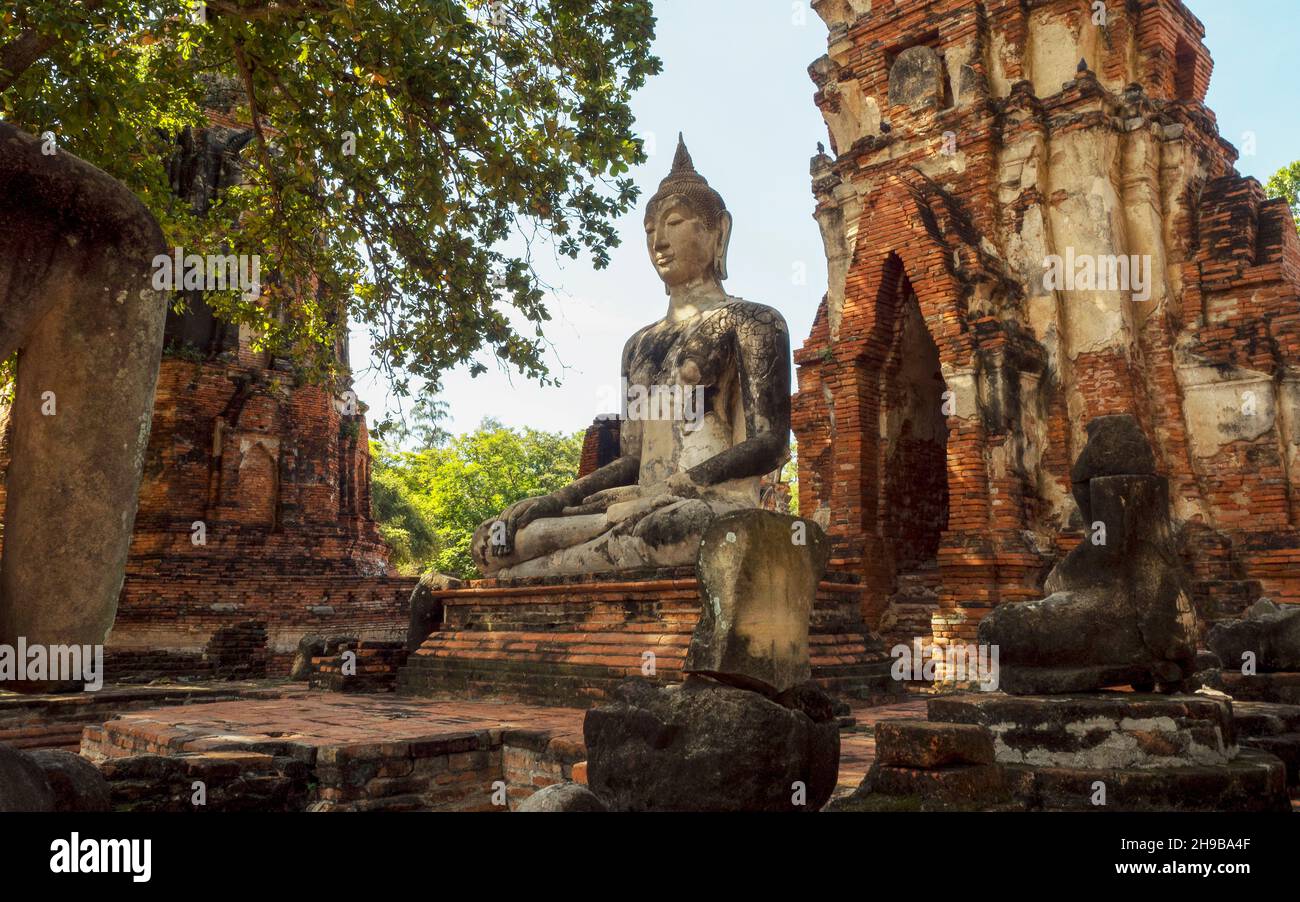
[645,199,719,288]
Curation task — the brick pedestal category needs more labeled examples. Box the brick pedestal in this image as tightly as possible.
[398,568,899,706]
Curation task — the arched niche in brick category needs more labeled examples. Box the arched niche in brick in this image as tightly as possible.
[236,438,280,529]
[796,171,1050,628]
[822,174,980,553]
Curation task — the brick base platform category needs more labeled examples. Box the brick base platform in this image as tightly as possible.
[835,692,1295,812]
[0,683,285,753]
[106,575,416,679]
[397,568,899,706]
[82,693,593,811]
[78,690,922,810]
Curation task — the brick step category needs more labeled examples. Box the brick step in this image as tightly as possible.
[414,630,875,670]
[400,629,896,706]
[0,725,86,751]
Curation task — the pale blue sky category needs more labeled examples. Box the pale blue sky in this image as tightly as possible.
[350,0,1300,439]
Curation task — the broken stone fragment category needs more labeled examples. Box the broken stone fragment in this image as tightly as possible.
[873,720,995,769]
[685,510,830,695]
[1207,598,1300,673]
[516,782,608,812]
[24,749,110,812]
[0,743,55,812]
[289,635,326,681]
[583,677,839,812]
[405,572,461,652]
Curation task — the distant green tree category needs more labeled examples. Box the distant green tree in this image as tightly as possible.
[782,440,799,516]
[370,456,440,575]
[370,417,582,578]
[379,393,452,450]
[1265,161,1300,234]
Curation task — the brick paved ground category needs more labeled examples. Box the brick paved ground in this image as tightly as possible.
[71,689,1300,809]
[87,692,588,756]
[86,688,930,793]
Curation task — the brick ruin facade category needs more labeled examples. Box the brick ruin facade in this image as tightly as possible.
[794,0,1300,670]
[105,340,411,675]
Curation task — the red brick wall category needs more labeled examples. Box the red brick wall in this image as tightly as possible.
[796,0,1300,669]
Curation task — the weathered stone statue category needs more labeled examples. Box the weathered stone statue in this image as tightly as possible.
[977,415,1199,694]
[471,136,791,578]
[685,509,829,694]
[1203,599,1300,705]
[0,123,167,692]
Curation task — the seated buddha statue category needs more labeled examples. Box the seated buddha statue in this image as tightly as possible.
[470,136,791,578]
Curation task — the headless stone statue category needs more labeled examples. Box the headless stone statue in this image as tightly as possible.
[472,136,791,578]
[977,415,1199,694]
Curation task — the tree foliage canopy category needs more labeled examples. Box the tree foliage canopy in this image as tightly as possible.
[371,417,582,576]
[1266,160,1300,234]
[0,0,659,398]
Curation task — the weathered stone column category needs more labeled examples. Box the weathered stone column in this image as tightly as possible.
[0,123,167,689]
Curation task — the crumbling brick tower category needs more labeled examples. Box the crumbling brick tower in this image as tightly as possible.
[129,104,385,568]
[794,0,1300,673]
[101,106,394,666]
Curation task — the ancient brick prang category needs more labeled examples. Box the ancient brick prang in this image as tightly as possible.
[126,355,388,580]
[796,0,1300,678]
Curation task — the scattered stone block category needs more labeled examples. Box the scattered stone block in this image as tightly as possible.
[865,761,1004,804]
[1218,671,1300,705]
[928,692,1236,769]
[1000,749,1289,812]
[874,720,994,769]
[1207,598,1300,673]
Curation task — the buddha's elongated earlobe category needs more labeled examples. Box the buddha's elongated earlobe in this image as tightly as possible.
[714,210,733,282]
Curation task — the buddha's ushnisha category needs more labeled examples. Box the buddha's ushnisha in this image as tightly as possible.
[472,135,791,577]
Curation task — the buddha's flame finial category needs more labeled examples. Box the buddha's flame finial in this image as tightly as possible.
[671,132,694,174]
[647,131,726,228]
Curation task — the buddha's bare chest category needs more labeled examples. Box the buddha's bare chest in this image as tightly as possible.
[627,315,735,394]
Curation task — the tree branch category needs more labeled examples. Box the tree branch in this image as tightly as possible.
[0,1,107,93]
[205,0,332,22]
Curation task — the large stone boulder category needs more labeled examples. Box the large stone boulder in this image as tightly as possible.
[0,743,55,812]
[1207,598,1300,674]
[584,677,839,812]
[685,510,829,694]
[516,782,608,812]
[25,749,110,812]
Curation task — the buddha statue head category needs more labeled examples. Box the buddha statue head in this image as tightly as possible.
[645,134,733,292]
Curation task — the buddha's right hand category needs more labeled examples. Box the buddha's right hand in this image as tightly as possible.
[576,484,643,511]
[494,494,565,556]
